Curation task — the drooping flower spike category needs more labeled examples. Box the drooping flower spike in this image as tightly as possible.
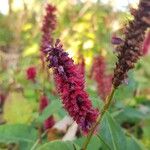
[45,39,99,134]
[41,4,99,134]
[112,0,150,88]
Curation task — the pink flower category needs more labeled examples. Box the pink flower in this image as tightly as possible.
[91,56,112,101]
[44,39,99,134]
[26,67,36,82]
[39,95,55,129]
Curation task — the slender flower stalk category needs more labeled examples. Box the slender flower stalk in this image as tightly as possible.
[112,0,150,88]
[81,87,115,150]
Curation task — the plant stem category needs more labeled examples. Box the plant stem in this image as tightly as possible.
[31,130,48,150]
[81,87,116,150]
[38,125,42,144]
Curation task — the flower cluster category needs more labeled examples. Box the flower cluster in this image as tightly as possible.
[43,39,99,134]
[112,0,150,88]
[26,66,36,82]
[41,3,99,134]
[91,56,112,101]
[39,95,55,129]
[40,4,57,69]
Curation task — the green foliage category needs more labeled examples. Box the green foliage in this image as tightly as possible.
[0,124,37,150]
[126,136,145,150]
[3,92,34,124]
[98,113,126,150]
[0,14,13,45]
[37,99,63,124]
[37,141,80,150]
[75,136,101,150]
[115,107,147,124]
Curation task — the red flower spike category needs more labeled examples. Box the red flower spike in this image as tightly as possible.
[91,56,112,101]
[44,39,99,134]
[40,4,57,69]
[112,0,150,88]
[26,67,36,82]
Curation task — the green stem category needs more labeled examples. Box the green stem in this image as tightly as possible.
[31,130,48,150]
[81,87,116,150]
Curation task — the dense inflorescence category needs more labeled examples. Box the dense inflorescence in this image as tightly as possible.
[39,95,55,129]
[43,39,99,134]
[91,56,112,101]
[40,4,57,69]
[112,0,150,88]
[26,66,36,82]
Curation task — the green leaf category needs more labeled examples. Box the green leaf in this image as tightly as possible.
[143,119,150,139]
[3,92,33,124]
[115,107,145,124]
[0,124,37,150]
[142,119,150,149]
[96,134,111,150]
[87,87,104,109]
[37,140,80,150]
[126,136,145,150]
[37,100,62,123]
[98,112,126,150]
[114,73,137,101]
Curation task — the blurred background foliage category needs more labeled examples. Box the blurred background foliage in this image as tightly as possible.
[0,0,150,149]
